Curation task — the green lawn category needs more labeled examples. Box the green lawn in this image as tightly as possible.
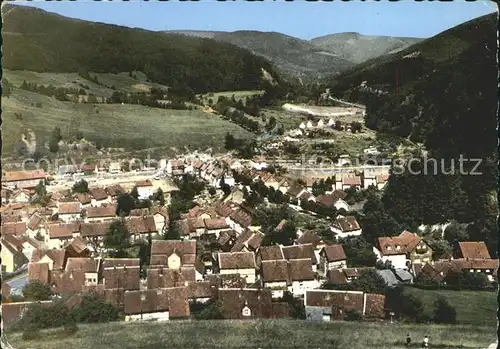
[200,90,263,104]
[5,320,495,349]
[2,88,253,153]
[404,287,497,327]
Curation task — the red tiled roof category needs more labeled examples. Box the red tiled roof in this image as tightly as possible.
[336,216,361,232]
[1,222,27,236]
[218,252,256,269]
[86,205,117,218]
[28,262,51,284]
[48,223,81,239]
[80,221,112,237]
[90,188,109,201]
[377,231,423,256]
[126,216,157,235]
[58,202,81,215]
[282,244,318,264]
[3,170,46,183]
[457,242,491,259]
[322,245,347,262]
[76,193,92,205]
[259,245,284,261]
[204,218,230,231]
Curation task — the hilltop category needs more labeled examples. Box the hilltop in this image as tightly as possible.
[167,30,355,81]
[310,32,421,64]
[2,4,280,93]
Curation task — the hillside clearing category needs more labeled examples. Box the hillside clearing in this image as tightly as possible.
[2,89,253,153]
[5,319,495,349]
[200,90,264,104]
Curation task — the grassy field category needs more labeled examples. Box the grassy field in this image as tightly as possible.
[200,90,264,104]
[2,88,253,153]
[4,69,170,98]
[404,287,497,327]
[5,319,495,349]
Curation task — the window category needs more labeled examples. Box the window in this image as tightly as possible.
[140,294,146,301]
[486,269,490,273]
[386,246,392,251]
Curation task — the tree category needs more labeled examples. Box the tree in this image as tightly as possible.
[208,187,217,196]
[22,281,52,301]
[72,179,89,194]
[341,237,378,267]
[224,132,236,150]
[104,220,130,251]
[35,180,47,197]
[222,183,231,196]
[116,193,136,216]
[192,299,224,320]
[71,293,120,323]
[153,188,165,206]
[52,126,63,142]
[432,296,456,324]
[130,186,139,200]
[49,137,59,153]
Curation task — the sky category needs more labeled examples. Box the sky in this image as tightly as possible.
[10,0,498,40]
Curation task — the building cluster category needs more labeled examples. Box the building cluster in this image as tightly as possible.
[2,153,498,327]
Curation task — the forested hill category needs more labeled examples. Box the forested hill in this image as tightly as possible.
[328,13,497,161]
[329,14,498,254]
[2,4,281,93]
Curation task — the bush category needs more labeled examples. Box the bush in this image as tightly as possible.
[23,281,52,301]
[22,325,41,341]
[344,309,363,321]
[63,318,79,335]
[71,294,120,323]
[432,296,457,324]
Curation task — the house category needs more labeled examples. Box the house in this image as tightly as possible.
[32,249,67,271]
[316,191,349,212]
[187,281,216,303]
[106,185,125,199]
[135,180,155,200]
[296,231,328,264]
[2,282,12,300]
[326,267,374,285]
[108,162,121,174]
[223,187,245,205]
[229,229,264,253]
[304,289,385,321]
[89,188,112,207]
[1,237,28,273]
[204,218,231,238]
[362,168,378,189]
[335,174,361,190]
[374,231,433,269]
[417,258,499,283]
[124,286,190,321]
[3,170,46,189]
[227,208,253,234]
[261,258,319,298]
[286,185,308,205]
[218,252,256,285]
[281,244,318,272]
[454,241,491,259]
[102,260,141,291]
[76,193,92,208]
[65,257,100,287]
[10,189,32,204]
[150,240,197,269]
[85,205,117,222]
[257,245,285,266]
[57,202,82,222]
[147,267,196,289]
[80,221,113,249]
[217,288,279,320]
[64,237,91,258]
[126,216,158,242]
[150,207,169,234]
[166,159,185,176]
[21,237,44,261]
[319,245,347,277]
[48,222,81,249]
[2,221,27,237]
[216,230,238,252]
[330,215,362,238]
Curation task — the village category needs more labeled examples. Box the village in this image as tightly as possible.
[1,146,497,328]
